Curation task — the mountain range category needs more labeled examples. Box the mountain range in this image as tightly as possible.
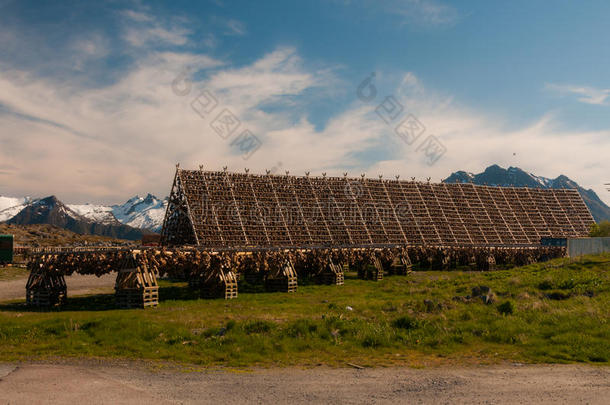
[0,165,608,240]
[444,165,610,223]
[0,194,167,240]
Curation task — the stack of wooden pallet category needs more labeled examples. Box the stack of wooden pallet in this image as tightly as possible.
[265,261,298,292]
[114,252,159,309]
[358,257,384,281]
[191,266,238,299]
[25,261,67,307]
[317,260,345,285]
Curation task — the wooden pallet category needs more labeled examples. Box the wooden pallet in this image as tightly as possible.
[388,255,413,275]
[115,286,159,308]
[317,261,345,285]
[25,265,67,308]
[26,288,67,308]
[196,268,238,299]
[358,258,384,281]
[265,261,298,292]
[114,252,159,308]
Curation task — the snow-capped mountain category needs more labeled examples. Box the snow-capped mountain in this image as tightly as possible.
[0,194,168,232]
[109,194,167,232]
[67,194,167,231]
[7,196,146,240]
[0,196,31,222]
[68,203,119,225]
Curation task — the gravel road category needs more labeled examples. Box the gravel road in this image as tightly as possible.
[0,273,115,302]
[0,362,608,404]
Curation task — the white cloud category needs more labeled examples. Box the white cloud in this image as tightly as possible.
[121,8,191,47]
[121,9,154,23]
[546,83,610,106]
[225,19,246,36]
[0,10,608,207]
[335,0,459,27]
[388,0,459,26]
[124,25,190,47]
[202,34,217,48]
[367,75,610,203]
[69,34,110,71]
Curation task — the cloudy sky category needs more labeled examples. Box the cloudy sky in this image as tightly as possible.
[0,0,609,205]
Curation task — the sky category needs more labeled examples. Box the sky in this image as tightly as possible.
[0,0,609,205]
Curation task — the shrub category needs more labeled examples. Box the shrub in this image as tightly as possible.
[558,279,576,290]
[538,279,554,290]
[391,316,419,330]
[546,291,572,300]
[497,300,515,315]
[286,319,318,338]
[589,221,610,237]
[360,325,393,348]
[243,320,274,334]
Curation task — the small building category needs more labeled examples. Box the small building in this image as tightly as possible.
[568,237,610,257]
[0,234,14,264]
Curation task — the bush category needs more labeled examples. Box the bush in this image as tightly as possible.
[538,279,554,290]
[546,291,572,300]
[286,319,318,338]
[391,316,419,330]
[589,221,610,237]
[243,320,274,334]
[360,325,393,348]
[497,300,514,315]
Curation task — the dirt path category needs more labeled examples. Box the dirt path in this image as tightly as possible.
[0,362,608,404]
[0,273,115,302]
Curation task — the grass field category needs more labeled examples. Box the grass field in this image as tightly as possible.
[0,254,608,367]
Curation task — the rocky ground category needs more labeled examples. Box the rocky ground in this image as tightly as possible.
[0,362,608,404]
[0,223,136,247]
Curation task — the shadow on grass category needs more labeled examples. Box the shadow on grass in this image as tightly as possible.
[0,283,203,313]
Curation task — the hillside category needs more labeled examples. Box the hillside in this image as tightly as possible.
[445,165,610,222]
[0,223,135,247]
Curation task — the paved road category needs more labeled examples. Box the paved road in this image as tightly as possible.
[0,273,115,302]
[0,362,608,404]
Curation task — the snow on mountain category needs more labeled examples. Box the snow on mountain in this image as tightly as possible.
[1,194,167,232]
[68,204,118,225]
[8,196,146,240]
[111,194,167,232]
[0,196,31,222]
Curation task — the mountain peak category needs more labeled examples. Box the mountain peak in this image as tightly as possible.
[484,164,504,172]
[126,195,141,204]
[142,193,158,204]
[445,165,610,222]
[35,195,61,206]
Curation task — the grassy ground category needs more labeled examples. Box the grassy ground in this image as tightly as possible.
[0,254,608,367]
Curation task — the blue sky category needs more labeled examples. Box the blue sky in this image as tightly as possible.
[0,0,609,204]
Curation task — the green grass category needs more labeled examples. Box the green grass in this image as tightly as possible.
[0,254,609,367]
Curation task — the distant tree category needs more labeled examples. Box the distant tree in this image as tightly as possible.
[589,221,610,237]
